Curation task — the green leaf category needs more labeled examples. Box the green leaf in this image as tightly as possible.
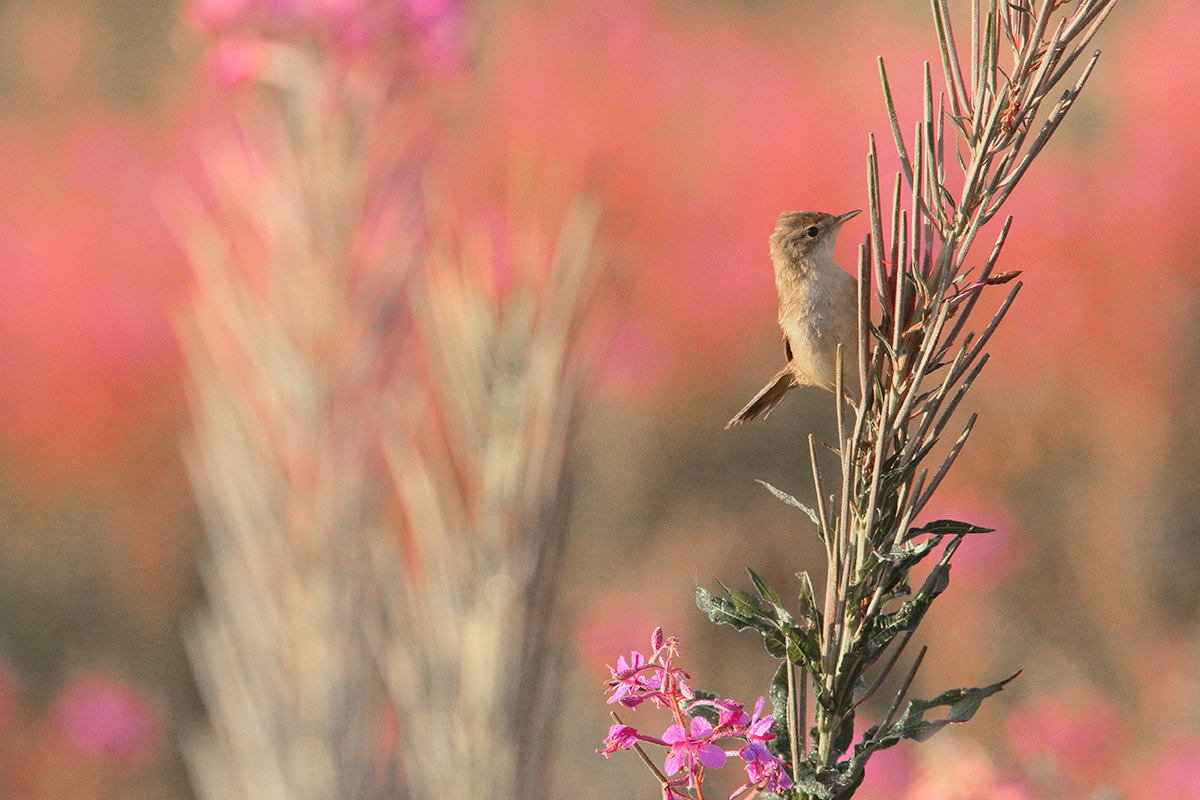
[791,766,836,799]
[697,583,786,647]
[862,558,957,658]
[842,672,1020,795]
[724,583,766,619]
[797,571,822,631]
[794,628,823,671]
[908,519,994,539]
[763,631,787,660]
[767,662,792,761]
[757,479,821,527]
[833,709,857,760]
[870,324,899,364]
[876,535,942,565]
[1007,1,1034,19]
[892,561,953,631]
[938,183,958,212]
[908,672,1021,723]
[749,568,784,608]
[696,586,753,629]
[925,562,952,597]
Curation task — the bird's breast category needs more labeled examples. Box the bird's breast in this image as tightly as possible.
[776,271,857,390]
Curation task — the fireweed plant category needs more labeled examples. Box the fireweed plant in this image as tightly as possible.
[603,628,795,800]
[601,1,1116,798]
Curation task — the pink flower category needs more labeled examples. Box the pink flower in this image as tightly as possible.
[739,741,794,794]
[648,635,693,701]
[52,674,159,761]
[1127,738,1200,800]
[1006,694,1125,790]
[606,651,660,707]
[203,35,267,86]
[188,0,465,68]
[601,723,640,756]
[712,698,751,729]
[685,697,749,731]
[744,696,775,743]
[663,716,727,778]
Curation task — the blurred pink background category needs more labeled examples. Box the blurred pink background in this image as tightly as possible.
[0,0,1196,797]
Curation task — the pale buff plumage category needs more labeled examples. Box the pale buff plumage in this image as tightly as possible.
[727,209,860,428]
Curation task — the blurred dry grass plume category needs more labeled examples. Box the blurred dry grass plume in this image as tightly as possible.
[173,25,606,800]
[375,179,604,799]
[174,39,420,800]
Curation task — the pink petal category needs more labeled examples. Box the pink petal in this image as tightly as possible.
[662,723,687,744]
[689,716,714,738]
[698,743,727,769]
[664,747,687,775]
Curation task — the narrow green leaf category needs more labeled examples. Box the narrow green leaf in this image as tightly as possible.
[901,718,951,743]
[748,568,784,608]
[890,562,953,633]
[908,518,995,538]
[785,636,803,665]
[756,479,821,527]
[927,562,952,596]
[877,536,942,564]
[695,584,718,614]
[849,671,1019,782]
[796,628,823,671]
[908,671,1020,723]
[767,662,792,762]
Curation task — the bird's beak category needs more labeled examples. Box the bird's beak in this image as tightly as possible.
[834,209,862,226]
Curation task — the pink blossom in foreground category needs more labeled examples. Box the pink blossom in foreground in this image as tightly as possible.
[744,695,775,743]
[606,650,659,707]
[662,716,727,778]
[601,629,789,798]
[739,740,794,795]
[600,723,640,756]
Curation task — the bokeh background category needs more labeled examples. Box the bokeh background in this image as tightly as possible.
[0,0,1196,797]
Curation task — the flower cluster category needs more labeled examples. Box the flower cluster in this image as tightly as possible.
[188,0,465,86]
[601,628,793,800]
[190,0,461,52]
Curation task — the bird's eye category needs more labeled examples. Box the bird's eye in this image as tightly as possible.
[804,226,820,238]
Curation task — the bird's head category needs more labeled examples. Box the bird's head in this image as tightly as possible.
[770,209,861,271]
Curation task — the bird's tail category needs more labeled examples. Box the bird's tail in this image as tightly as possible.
[725,367,797,429]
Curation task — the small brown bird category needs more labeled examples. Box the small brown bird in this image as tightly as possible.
[727,209,861,428]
